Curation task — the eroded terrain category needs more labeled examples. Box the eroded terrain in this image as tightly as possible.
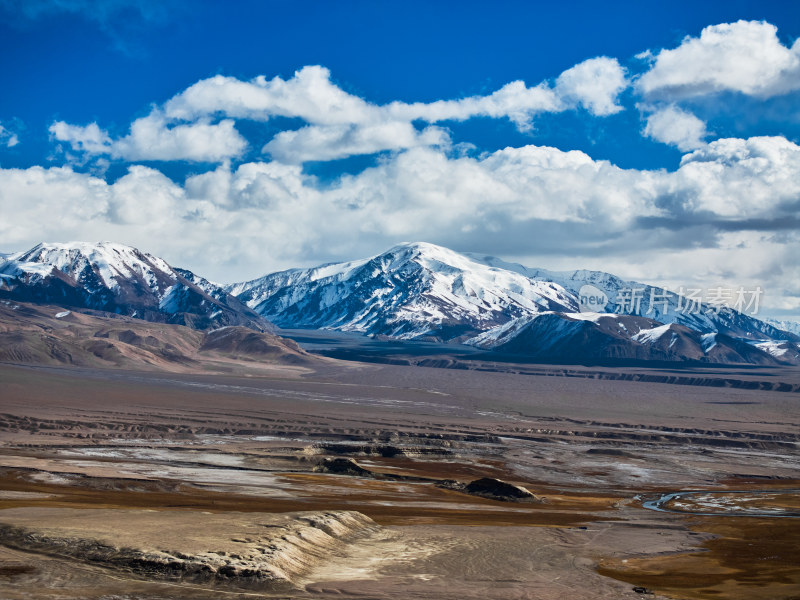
[0,360,799,599]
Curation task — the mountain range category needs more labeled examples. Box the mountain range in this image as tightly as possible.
[229,241,798,365]
[2,240,798,366]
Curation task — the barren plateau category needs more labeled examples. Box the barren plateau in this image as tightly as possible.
[0,350,799,599]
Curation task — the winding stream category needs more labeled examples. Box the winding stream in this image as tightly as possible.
[642,489,800,518]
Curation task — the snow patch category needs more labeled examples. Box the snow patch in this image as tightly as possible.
[701,333,717,352]
[632,324,673,344]
[755,341,791,358]
[560,311,620,323]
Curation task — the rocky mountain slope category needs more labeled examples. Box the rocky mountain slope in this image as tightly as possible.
[467,312,785,365]
[0,301,315,372]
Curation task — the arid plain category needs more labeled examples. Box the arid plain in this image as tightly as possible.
[1,337,799,600]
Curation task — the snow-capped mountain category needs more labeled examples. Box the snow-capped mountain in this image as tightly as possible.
[230,242,792,348]
[461,254,793,343]
[228,242,577,341]
[0,242,270,331]
[761,318,800,338]
[3,241,791,366]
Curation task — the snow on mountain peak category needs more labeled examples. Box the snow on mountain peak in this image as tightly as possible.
[1,241,270,332]
[229,242,577,340]
[10,241,173,291]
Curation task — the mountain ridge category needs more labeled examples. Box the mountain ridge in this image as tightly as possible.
[228,242,577,341]
[0,241,271,332]
[0,300,315,372]
[227,241,798,366]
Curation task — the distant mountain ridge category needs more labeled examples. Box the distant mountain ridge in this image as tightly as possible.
[467,312,780,365]
[228,242,799,365]
[763,318,800,337]
[0,242,271,332]
[461,253,792,343]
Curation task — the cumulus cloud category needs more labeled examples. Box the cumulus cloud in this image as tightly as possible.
[162,60,626,160]
[674,136,800,218]
[50,57,627,163]
[0,165,112,243]
[112,112,247,162]
[384,80,564,131]
[51,112,247,162]
[106,165,185,223]
[263,122,450,164]
[166,61,627,129]
[50,121,111,153]
[642,105,708,151]
[554,57,628,116]
[53,59,628,165]
[165,66,379,126]
[638,20,800,100]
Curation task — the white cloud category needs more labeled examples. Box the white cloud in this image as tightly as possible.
[0,165,111,243]
[263,122,450,164]
[385,80,564,131]
[50,59,628,164]
[50,112,248,162]
[554,57,627,116]
[165,66,380,126]
[0,123,20,148]
[107,165,185,224]
[111,112,247,162]
[643,105,708,151]
[50,121,111,153]
[638,20,800,99]
[165,60,627,133]
[674,136,800,218]
[156,60,627,160]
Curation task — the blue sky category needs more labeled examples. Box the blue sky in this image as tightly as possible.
[1,0,799,318]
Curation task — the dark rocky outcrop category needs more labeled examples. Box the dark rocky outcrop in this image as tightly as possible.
[439,477,541,502]
[313,457,372,477]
